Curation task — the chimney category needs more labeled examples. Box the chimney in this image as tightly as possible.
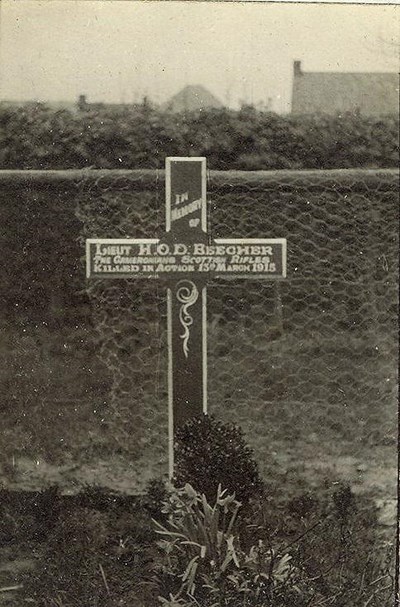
[77,94,87,111]
[293,60,302,76]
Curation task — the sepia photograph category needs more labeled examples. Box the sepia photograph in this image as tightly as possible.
[0,0,398,604]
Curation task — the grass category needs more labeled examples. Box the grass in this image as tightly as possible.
[0,475,394,607]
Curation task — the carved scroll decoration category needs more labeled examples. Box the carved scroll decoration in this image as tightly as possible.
[176,280,199,358]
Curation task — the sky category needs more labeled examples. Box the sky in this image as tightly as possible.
[0,1,398,113]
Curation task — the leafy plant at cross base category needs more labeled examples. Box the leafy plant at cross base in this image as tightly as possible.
[155,484,242,593]
[153,483,312,606]
[173,414,264,507]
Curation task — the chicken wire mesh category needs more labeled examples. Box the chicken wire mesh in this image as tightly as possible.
[0,168,397,488]
[74,168,398,478]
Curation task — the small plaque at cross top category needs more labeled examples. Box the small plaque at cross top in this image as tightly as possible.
[86,157,287,475]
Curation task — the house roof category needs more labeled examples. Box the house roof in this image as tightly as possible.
[292,64,399,115]
[162,85,223,113]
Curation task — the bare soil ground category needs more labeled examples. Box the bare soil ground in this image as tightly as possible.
[0,442,396,518]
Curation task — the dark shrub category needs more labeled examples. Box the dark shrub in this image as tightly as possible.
[173,414,263,505]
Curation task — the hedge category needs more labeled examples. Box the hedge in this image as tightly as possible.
[0,102,398,170]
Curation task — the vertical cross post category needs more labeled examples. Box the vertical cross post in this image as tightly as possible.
[165,158,208,473]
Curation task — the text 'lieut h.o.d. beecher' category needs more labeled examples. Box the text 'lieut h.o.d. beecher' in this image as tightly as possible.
[92,241,279,275]
[94,242,275,257]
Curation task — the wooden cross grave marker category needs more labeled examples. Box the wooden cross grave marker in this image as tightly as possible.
[86,157,287,476]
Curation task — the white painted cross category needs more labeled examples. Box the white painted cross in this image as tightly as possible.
[86,157,287,476]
